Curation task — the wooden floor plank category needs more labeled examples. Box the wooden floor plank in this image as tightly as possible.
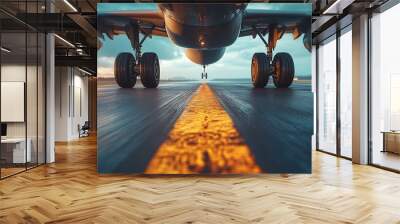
[0,135,399,223]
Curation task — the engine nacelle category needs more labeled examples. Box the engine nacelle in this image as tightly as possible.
[163,11,242,49]
[185,48,226,65]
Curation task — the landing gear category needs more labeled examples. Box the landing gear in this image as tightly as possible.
[140,52,160,88]
[251,53,270,88]
[114,52,137,88]
[272,52,294,88]
[114,23,160,88]
[251,26,295,88]
[201,65,208,79]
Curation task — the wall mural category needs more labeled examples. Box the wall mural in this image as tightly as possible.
[97,3,313,174]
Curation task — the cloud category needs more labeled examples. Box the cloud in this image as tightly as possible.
[98,67,114,78]
[99,35,183,61]
[98,56,114,67]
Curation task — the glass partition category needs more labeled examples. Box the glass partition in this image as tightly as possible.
[339,27,352,158]
[317,35,337,154]
[0,0,46,179]
[371,4,400,171]
[0,21,28,178]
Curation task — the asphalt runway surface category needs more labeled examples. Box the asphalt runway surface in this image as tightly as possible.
[97,79,313,173]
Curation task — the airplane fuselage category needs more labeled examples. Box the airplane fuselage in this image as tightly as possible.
[158,3,247,65]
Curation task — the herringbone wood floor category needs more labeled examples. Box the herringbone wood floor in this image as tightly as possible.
[1,135,400,223]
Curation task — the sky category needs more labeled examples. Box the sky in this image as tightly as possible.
[97,3,311,80]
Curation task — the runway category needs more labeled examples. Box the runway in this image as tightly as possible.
[210,80,313,173]
[98,78,313,173]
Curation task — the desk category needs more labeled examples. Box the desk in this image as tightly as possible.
[382,131,400,154]
[1,138,31,163]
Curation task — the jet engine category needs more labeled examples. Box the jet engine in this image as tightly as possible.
[185,48,226,65]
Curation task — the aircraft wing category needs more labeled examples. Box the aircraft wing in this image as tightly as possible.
[97,10,167,39]
[240,9,311,39]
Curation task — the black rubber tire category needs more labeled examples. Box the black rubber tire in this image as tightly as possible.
[272,52,295,88]
[251,53,270,88]
[140,52,160,88]
[114,52,137,88]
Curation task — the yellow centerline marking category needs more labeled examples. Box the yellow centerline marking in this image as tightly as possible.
[145,84,261,174]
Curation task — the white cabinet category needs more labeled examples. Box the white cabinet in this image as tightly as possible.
[1,138,32,163]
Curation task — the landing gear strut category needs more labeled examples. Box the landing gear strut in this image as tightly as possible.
[201,65,208,79]
[251,26,295,88]
[114,23,159,88]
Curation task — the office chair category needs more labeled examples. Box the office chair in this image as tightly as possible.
[79,121,90,138]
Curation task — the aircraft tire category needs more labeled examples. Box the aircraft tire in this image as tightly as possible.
[251,53,270,88]
[272,52,294,88]
[114,52,137,88]
[140,52,160,88]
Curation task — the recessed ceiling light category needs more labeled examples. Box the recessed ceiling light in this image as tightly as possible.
[322,0,353,15]
[78,67,93,76]
[54,34,75,48]
[1,47,11,53]
[63,0,78,12]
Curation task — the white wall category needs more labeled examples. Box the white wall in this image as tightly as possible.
[72,73,89,138]
[55,67,89,141]
[55,67,69,141]
[1,65,26,82]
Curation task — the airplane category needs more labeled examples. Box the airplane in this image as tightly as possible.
[98,3,311,88]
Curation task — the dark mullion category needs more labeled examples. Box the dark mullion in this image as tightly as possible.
[44,0,47,164]
[316,44,320,151]
[367,11,373,166]
[25,0,28,171]
[336,29,341,157]
[36,0,39,168]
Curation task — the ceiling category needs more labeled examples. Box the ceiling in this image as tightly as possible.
[1,0,394,74]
